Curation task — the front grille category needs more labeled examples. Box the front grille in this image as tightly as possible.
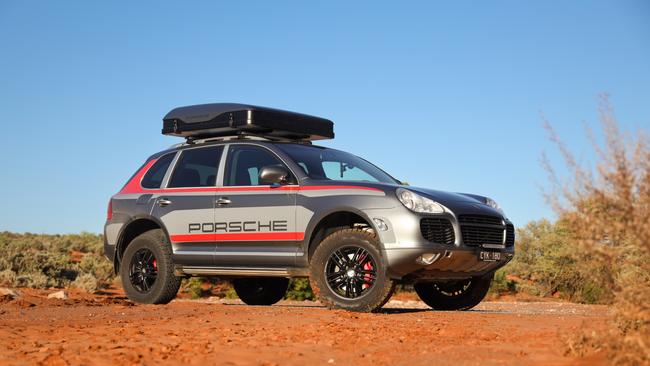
[505,224,515,246]
[420,218,455,245]
[458,215,503,226]
[458,214,505,246]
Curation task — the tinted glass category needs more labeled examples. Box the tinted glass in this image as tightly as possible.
[141,153,175,189]
[168,146,223,188]
[225,145,290,186]
[277,144,397,184]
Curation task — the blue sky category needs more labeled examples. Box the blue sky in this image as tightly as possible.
[1,1,648,234]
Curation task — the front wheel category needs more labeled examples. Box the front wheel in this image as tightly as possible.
[414,272,493,311]
[233,277,289,305]
[309,228,395,313]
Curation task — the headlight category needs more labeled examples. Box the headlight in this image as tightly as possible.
[396,188,445,214]
[485,197,503,212]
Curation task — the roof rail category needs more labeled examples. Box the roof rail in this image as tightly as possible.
[183,132,313,146]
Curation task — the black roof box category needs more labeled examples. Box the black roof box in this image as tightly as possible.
[162,103,334,141]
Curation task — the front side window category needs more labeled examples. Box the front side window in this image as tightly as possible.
[225,145,291,186]
[141,153,175,189]
[168,146,223,188]
[277,144,398,184]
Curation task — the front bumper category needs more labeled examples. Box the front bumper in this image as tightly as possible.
[384,245,514,280]
[364,204,515,280]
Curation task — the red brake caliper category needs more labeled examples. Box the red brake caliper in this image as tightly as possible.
[362,261,373,289]
[153,260,158,271]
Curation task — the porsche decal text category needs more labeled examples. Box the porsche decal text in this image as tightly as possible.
[188,220,288,233]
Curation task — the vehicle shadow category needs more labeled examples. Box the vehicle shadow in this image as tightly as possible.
[379,308,430,314]
[206,300,512,315]
[220,303,432,314]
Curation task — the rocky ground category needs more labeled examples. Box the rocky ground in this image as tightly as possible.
[0,288,608,366]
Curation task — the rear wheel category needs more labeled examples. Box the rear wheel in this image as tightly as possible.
[414,273,493,311]
[120,229,181,304]
[309,228,395,313]
[233,277,289,305]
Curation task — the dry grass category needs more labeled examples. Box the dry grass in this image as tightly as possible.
[543,94,650,365]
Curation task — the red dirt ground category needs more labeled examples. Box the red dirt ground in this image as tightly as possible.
[0,288,609,366]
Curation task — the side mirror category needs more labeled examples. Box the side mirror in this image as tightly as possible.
[259,165,290,185]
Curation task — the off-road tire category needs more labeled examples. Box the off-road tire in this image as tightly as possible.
[233,277,289,305]
[414,272,493,311]
[120,229,181,304]
[309,228,395,313]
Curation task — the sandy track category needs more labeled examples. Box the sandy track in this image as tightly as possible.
[0,291,608,366]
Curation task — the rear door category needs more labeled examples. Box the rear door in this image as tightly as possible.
[213,144,299,267]
[152,145,224,266]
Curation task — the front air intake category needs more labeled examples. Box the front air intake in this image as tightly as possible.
[420,218,455,245]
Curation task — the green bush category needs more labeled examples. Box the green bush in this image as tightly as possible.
[182,277,204,299]
[223,286,239,299]
[0,231,113,291]
[0,269,17,287]
[490,268,517,295]
[284,278,315,301]
[71,273,99,293]
[492,219,615,304]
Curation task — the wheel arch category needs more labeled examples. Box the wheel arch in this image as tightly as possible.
[305,207,380,262]
[114,215,170,273]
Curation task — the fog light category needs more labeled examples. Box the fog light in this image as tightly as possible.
[372,218,388,231]
[415,253,441,265]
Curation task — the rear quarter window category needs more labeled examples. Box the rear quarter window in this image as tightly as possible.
[141,153,175,189]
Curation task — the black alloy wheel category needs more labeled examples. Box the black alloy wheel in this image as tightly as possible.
[325,246,377,299]
[432,279,473,297]
[128,248,158,293]
[233,277,289,305]
[309,228,395,312]
[414,273,494,311]
[120,229,181,304]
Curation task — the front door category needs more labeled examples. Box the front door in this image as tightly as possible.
[213,144,299,267]
[152,145,224,266]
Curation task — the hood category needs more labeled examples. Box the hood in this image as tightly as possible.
[405,186,505,218]
[406,187,482,204]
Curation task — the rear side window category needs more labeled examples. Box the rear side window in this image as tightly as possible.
[168,146,224,188]
[141,153,175,189]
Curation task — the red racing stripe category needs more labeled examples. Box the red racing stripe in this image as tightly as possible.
[171,232,305,243]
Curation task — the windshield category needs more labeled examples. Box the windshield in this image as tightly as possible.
[277,144,398,184]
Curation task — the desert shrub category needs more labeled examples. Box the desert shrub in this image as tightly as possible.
[0,269,17,287]
[489,268,517,295]
[284,278,315,301]
[78,255,113,283]
[16,273,49,288]
[223,286,239,299]
[71,273,99,293]
[180,277,238,299]
[492,220,614,303]
[0,231,114,291]
[182,277,204,299]
[544,95,650,365]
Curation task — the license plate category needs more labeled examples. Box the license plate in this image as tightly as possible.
[478,251,501,262]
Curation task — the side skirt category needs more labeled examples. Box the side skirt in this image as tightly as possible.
[175,266,309,277]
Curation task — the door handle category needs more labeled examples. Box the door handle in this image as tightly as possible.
[157,198,172,207]
[216,197,231,206]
